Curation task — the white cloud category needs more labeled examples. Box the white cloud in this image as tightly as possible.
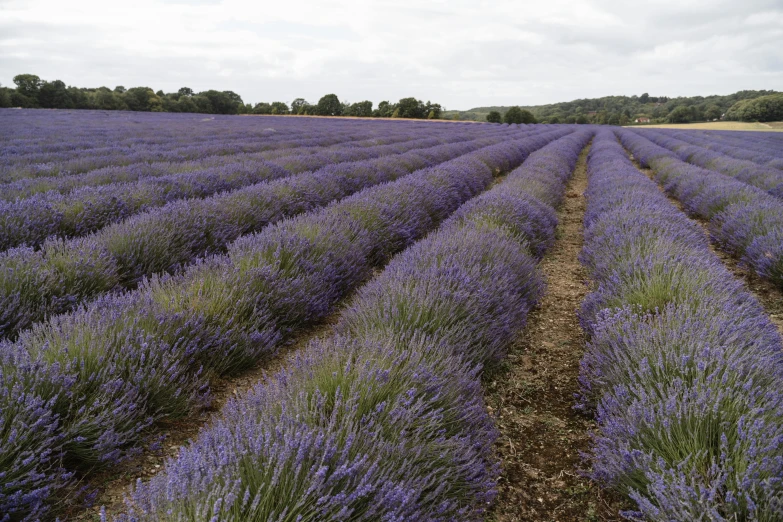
[0,0,780,109]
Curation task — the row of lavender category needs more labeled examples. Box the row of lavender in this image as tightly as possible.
[652,128,783,169]
[115,130,592,521]
[618,129,783,288]
[0,111,506,180]
[0,130,426,200]
[632,128,783,198]
[0,110,473,163]
[0,131,499,251]
[578,130,783,519]
[0,129,568,520]
[0,128,545,341]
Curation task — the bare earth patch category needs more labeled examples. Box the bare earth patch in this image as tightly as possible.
[486,145,625,522]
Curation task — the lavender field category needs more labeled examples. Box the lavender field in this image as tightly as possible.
[2,109,783,521]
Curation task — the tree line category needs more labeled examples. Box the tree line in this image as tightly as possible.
[0,74,443,120]
[485,107,537,124]
[253,94,442,119]
[448,90,781,125]
[723,93,783,123]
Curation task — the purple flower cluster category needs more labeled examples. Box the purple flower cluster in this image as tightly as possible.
[0,126,513,249]
[618,129,783,288]
[0,128,534,339]
[579,130,783,519]
[0,345,70,522]
[654,129,783,169]
[116,129,592,522]
[0,110,506,181]
[0,133,404,202]
[0,126,514,252]
[1,123,572,519]
[632,128,783,198]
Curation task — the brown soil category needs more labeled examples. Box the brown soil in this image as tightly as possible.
[486,145,626,522]
[631,159,783,337]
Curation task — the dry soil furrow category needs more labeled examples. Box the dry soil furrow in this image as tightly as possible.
[487,145,624,522]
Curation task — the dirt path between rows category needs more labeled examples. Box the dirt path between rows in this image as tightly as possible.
[486,145,625,521]
[630,157,783,337]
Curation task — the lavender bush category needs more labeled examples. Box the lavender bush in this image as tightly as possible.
[618,128,783,289]
[644,128,783,169]
[578,130,783,520]
[632,128,783,198]
[0,132,492,250]
[0,345,70,522]
[1,126,574,521]
[0,129,542,339]
[0,110,510,181]
[116,129,592,522]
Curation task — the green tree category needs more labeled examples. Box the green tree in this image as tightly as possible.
[68,87,91,109]
[486,110,502,123]
[37,80,72,109]
[348,100,373,117]
[13,74,42,100]
[316,94,342,116]
[178,87,193,97]
[639,92,650,104]
[93,87,127,110]
[668,105,692,123]
[521,109,537,124]
[177,95,199,113]
[725,94,783,122]
[291,98,310,114]
[704,105,722,121]
[374,100,394,118]
[0,87,12,108]
[161,94,179,112]
[253,102,272,115]
[199,90,243,114]
[424,101,441,119]
[114,86,126,94]
[396,97,425,118]
[270,101,289,114]
[123,87,163,112]
[504,106,536,124]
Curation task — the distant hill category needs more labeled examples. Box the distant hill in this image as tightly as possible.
[443,90,780,125]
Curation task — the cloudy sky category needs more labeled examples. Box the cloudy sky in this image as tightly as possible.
[1,0,781,109]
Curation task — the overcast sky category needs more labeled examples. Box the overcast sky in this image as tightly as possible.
[1,0,781,109]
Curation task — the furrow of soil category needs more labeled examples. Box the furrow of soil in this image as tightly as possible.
[628,155,783,337]
[487,145,625,521]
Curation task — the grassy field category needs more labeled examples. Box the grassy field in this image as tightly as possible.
[630,121,783,131]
